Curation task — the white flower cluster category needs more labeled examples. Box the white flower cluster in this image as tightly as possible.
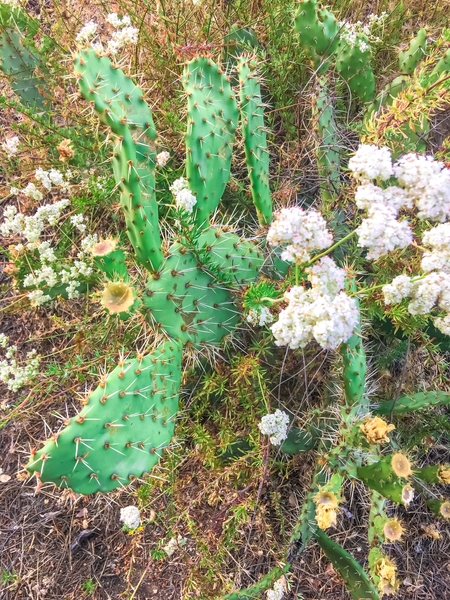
[163,535,187,557]
[339,13,388,48]
[120,506,140,529]
[35,167,70,191]
[155,151,170,167]
[267,578,285,600]
[10,182,43,202]
[258,409,290,446]
[1,200,70,244]
[169,177,197,213]
[70,213,87,233]
[356,204,412,260]
[0,337,40,392]
[247,306,274,327]
[348,145,393,182]
[76,21,98,44]
[76,15,139,54]
[271,257,357,350]
[2,136,20,156]
[267,207,333,264]
[340,27,369,53]
[272,286,358,350]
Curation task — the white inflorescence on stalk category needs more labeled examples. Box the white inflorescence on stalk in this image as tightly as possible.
[266,206,333,263]
[169,177,197,213]
[348,144,393,182]
[155,151,170,167]
[2,136,20,157]
[258,409,290,446]
[0,336,40,392]
[306,256,346,297]
[382,275,414,305]
[355,204,412,260]
[120,506,140,529]
[76,21,98,44]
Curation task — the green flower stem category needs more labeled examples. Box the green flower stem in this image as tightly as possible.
[306,230,357,267]
[353,274,428,297]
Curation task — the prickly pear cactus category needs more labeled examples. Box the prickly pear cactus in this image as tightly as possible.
[27,341,182,493]
[183,57,239,227]
[237,55,272,224]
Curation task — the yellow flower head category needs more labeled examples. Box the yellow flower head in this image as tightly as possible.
[391,452,413,478]
[360,416,395,445]
[101,282,135,313]
[383,518,404,542]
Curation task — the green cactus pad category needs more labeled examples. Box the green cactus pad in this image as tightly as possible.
[281,426,318,455]
[0,25,47,109]
[182,57,239,226]
[313,76,340,202]
[398,29,426,74]
[196,226,264,284]
[144,244,240,347]
[373,390,450,415]
[74,48,163,271]
[92,241,128,280]
[314,530,379,600]
[237,55,272,225]
[341,282,366,408]
[357,456,406,504]
[26,341,182,494]
[223,23,259,80]
[335,37,375,102]
[294,0,340,70]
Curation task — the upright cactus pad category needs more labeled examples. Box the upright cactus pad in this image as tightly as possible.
[294,0,340,70]
[398,29,427,74]
[341,285,366,408]
[237,55,272,225]
[0,15,47,109]
[183,57,239,226]
[335,37,375,102]
[26,342,182,494]
[314,529,379,600]
[313,76,340,202]
[74,49,163,271]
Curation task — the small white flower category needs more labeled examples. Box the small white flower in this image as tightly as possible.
[169,178,197,213]
[267,577,286,600]
[70,214,87,233]
[2,136,20,156]
[306,256,345,298]
[120,506,140,529]
[348,145,393,182]
[106,13,131,28]
[106,26,139,53]
[434,314,450,336]
[247,307,274,327]
[258,409,290,446]
[27,290,52,306]
[22,183,43,202]
[382,275,413,305]
[267,207,333,264]
[0,334,9,348]
[76,21,98,44]
[163,535,186,557]
[356,204,412,259]
[155,151,170,167]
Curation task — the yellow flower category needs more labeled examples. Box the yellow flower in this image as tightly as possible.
[383,518,404,541]
[360,416,395,444]
[101,282,135,313]
[391,452,413,478]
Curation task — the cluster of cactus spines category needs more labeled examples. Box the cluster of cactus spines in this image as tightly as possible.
[0,5,48,109]
[74,48,163,272]
[182,57,239,227]
[314,529,379,600]
[294,0,340,72]
[334,37,375,103]
[237,55,272,225]
[26,341,182,494]
[398,28,427,74]
[373,390,450,415]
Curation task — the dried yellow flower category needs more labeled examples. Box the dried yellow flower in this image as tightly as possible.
[57,138,75,162]
[401,484,414,506]
[440,501,450,519]
[360,416,395,444]
[91,238,118,256]
[438,466,450,484]
[391,452,413,478]
[383,518,404,541]
[373,556,399,595]
[314,490,340,530]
